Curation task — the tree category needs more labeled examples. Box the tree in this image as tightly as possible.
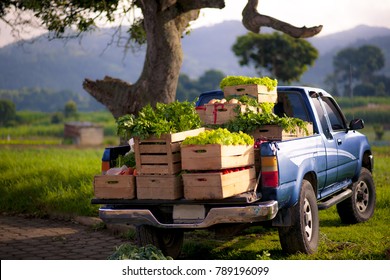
[1,0,322,118]
[232,32,318,83]
[333,45,385,96]
[0,99,16,126]
[64,100,78,119]
[197,70,226,92]
[176,69,225,101]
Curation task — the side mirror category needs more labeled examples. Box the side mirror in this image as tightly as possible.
[349,119,364,130]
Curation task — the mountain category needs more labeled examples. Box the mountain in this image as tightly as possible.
[1,21,390,96]
[302,26,390,87]
[307,24,390,54]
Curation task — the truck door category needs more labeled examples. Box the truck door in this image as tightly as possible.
[311,97,338,192]
[319,97,359,181]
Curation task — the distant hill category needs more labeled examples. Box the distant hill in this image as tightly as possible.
[1,21,390,96]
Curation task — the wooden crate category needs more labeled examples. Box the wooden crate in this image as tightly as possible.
[134,128,205,175]
[250,123,314,141]
[181,144,254,170]
[183,166,256,200]
[223,84,278,103]
[197,103,258,125]
[136,174,183,200]
[94,175,135,199]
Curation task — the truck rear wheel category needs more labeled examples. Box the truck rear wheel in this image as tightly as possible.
[136,225,184,259]
[337,167,376,224]
[278,179,319,254]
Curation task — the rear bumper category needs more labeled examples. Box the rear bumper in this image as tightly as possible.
[99,200,278,229]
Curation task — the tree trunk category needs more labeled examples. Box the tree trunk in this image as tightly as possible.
[83,1,219,118]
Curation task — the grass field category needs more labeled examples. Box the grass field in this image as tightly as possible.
[0,145,389,259]
[0,147,101,217]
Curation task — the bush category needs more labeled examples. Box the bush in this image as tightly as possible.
[51,112,64,124]
[353,83,376,97]
[0,99,16,126]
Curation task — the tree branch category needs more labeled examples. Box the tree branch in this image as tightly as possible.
[83,76,133,118]
[242,0,322,38]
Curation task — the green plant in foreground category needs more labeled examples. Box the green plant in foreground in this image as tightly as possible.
[116,101,201,140]
[225,109,309,135]
[108,244,173,260]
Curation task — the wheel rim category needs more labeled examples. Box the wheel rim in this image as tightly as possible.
[355,180,369,213]
[303,198,313,241]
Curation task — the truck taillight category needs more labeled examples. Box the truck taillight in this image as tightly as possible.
[261,156,279,188]
[101,161,110,174]
[101,148,110,174]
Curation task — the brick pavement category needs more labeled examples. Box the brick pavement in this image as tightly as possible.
[0,215,131,260]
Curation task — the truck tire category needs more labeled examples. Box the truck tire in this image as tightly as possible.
[136,225,184,259]
[278,179,319,254]
[337,167,376,224]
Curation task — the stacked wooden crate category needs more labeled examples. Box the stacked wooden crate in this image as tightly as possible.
[134,128,205,199]
[197,103,259,125]
[94,174,136,199]
[181,144,256,200]
[223,84,278,103]
[196,84,277,125]
[251,123,314,141]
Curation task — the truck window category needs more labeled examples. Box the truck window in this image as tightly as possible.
[274,92,310,122]
[320,97,347,131]
[311,97,331,138]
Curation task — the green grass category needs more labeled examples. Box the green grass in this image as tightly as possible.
[0,147,102,217]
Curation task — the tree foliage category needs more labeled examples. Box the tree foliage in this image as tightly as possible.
[177,69,226,101]
[334,45,385,84]
[64,100,78,118]
[232,32,318,84]
[332,45,386,96]
[0,99,16,126]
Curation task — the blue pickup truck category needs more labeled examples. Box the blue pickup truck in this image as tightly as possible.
[93,86,375,258]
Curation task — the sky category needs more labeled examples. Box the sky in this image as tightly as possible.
[1,0,390,47]
[192,0,390,36]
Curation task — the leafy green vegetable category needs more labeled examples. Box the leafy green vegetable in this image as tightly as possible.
[116,152,136,168]
[117,101,201,139]
[224,110,309,136]
[220,76,278,91]
[108,244,173,260]
[182,128,254,146]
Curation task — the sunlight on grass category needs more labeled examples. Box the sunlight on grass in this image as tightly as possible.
[0,147,102,216]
